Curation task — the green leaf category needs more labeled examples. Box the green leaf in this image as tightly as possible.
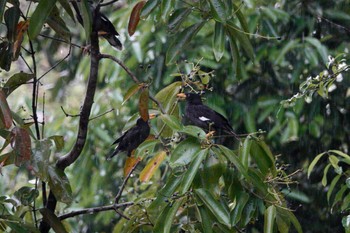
[40,208,68,233]
[250,139,276,177]
[14,186,39,206]
[154,81,182,113]
[2,72,35,97]
[0,0,6,23]
[240,136,252,170]
[170,137,201,167]
[166,22,205,65]
[307,152,326,178]
[48,135,64,152]
[232,3,249,33]
[159,114,183,131]
[79,0,92,44]
[28,0,58,39]
[281,189,311,203]
[304,37,328,65]
[140,0,160,19]
[195,188,230,227]
[134,139,159,159]
[47,6,71,40]
[4,6,20,42]
[231,192,249,225]
[213,22,225,62]
[227,33,241,78]
[168,7,191,33]
[48,166,73,204]
[264,205,276,233]
[153,200,184,233]
[57,0,76,22]
[123,84,143,105]
[198,206,214,233]
[322,164,331,186]
[179,149,208,194]
[332,185,347,209]
[180,125,207,140]
[341,193,350,211]
[209,0,227,23]
[342,215,350,232]
[327,174,341,203]
[277,208,302,233]
[274,39,300,65]
[226,20,254,60]
[160,0,174,22]
[329,150,350,164]
[31,139,53,181]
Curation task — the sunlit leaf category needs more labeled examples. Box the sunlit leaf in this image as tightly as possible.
[40,208,68,233]
[28,0,58,39]
[166,22,205,65]
[195,188,230,227]
[140,150,166,182]
[11,127,31,166]
[128,1,147,36]
[0,89,13,129]
[264,205,276,233]
[139,87,149,121]
[48,166,73,204]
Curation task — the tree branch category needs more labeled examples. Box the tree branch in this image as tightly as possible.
[58,202,134,221]
[99,53,166,114]
[115,160,140,204]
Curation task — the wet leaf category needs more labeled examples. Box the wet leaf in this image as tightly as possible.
[159,114,183,131]
[3,72,34,97]
[231,192,249,225]
[166,22,205,65]
[128,1,146,36]
[28,0,58,39]
[40,208,68,233]
[0,89,13,129]
[180,125,207,140]
[154,81,182,113]
[48,166,73,204]
[11,127,31,166]
[250,139,276,177]
[139,87,149,121]
[140,150,166,182]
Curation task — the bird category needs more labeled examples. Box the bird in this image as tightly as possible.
[71,1,122,50]
[177,92,239,140]
[108,118,150,159]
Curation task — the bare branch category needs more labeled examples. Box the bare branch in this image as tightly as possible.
[58,202,134,221]
[115,159,140,204]
[99,53,166,114]
[60,106,81,118]
[89,108,115,121]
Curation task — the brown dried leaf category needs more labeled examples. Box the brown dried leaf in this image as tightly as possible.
[11,127,31,166]
[140,150,166,182]
[128,1,146,36]
[139,87,149,121]
[0,89,13,129]
[124,156,141,177]
[13,20,29,60]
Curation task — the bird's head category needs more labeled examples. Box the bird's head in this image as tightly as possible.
[177,92,203,105]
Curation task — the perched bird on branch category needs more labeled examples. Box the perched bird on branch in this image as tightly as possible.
[71,1,122,50]
[108,118,150,159]
[177,92,239,140]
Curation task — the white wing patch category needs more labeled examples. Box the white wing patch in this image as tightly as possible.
[199,116,211,122]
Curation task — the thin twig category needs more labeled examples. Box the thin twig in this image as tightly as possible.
[100,0,119,7]
[61,106,81,117]
[115,159,141,204]
[89,108,114,121]
[39,34,83,49]
[58,202,134,221]
[99,53,166,114]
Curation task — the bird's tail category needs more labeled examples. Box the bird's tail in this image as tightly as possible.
[103,34,123,50]
[107,148,120,161]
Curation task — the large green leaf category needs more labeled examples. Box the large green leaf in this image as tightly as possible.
[160,0,174,22]
[140,0,160,19]
[239,136,252,171]
[166,22,205,64]
[250,139,276,177]
[209,0,227,23]
[198,206,214,233]
[57,0,76,22]
[159,114,183,131]
[264,205,276,233]
[153,199,184,233]
[28,0,57,39]
[213,22,225,62]
[195,188,231,228]
[168,7,191,33]
[226,20,254,60]
[154,81,182,113]
[231,192,249,225]
[170,137,201,167]
[179,148,209,194]
[48,166,73,204]
[47,6,70,40]
[3,72,35,97]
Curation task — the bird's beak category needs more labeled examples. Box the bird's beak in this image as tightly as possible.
[176,93,187,100]
[149,113,157,119]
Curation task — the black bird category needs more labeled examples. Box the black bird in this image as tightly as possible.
[108,118,150,159]
[71,2,122,50]
[177,93,238,140]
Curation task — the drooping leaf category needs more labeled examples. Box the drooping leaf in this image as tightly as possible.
[198,206,214,233]
[250,139,276,177]
[128,1,146,36]
[3,72,34,97]
[264,205,276,233]
[11,127,31,166]
[140,150,166,182]
[0,90,13,129]
[153,199,184,233]
[307,152,326,178]
[213,22,225,61]
[227,32,241,78]
[209,0,227,23]
[180,125,207,140]
[28,0,58,39]
[40,208,68,233]
[168,7,191,33]
[47,6,71,40]
[48,166,73,204]
[4,6,20,42]
[195,188,231,227]
[179,149,208,194]
[139,87,149,121]
[140,0,160,19]
[231,192,250,225]
[57,0,76,22]
[239,136,252,170]
[166,22,205,65]
[0,0,6,23]
[276,208,302,233]
[13,20,29,60]
[304,37,328,65]
[124,156,141,177]
[226,20,254,60]
[122,83,143,105]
